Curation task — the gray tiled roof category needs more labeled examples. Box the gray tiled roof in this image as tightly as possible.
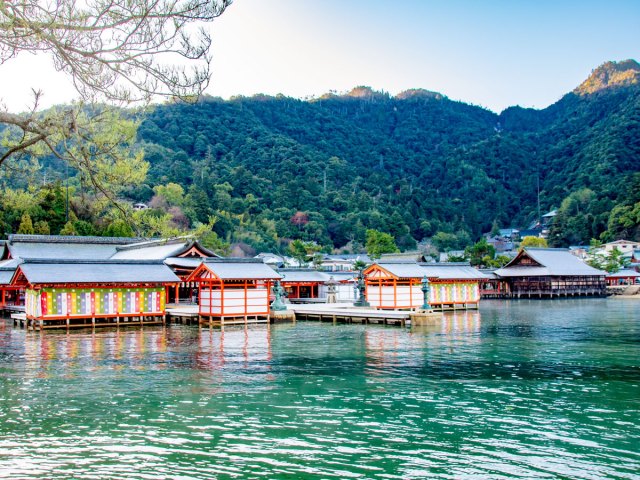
[496,248,606,277]
[0,270,13,285]
[0,258,21,270]
[373,262,487,280]
[607,268,640,278]
[164,257,205,268]
[17,260,180,285]
[478,269,500,280]
[0,258,22,285]
[323,253,371,262]
[111,242,189,260]
[375,262,430,278]
[279,270,331,283]
[9,242,122,260]
[5,235,220,262]
[420,263,488,280]
[6,234,140,260]
[111,238,220,260]
[7,234,141,245]
[201,258,282,280]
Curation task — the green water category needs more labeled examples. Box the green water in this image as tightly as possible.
[1,299,639,479]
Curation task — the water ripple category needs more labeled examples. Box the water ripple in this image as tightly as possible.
[1,300,639,478]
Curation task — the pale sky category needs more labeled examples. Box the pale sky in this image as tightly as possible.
[1,0,639,113]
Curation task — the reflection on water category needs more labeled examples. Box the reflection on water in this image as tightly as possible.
[0,299,639,479]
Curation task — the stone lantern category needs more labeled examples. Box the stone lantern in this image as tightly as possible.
[326,276,338,303]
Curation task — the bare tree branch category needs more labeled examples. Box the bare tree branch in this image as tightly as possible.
[0,0,231,103]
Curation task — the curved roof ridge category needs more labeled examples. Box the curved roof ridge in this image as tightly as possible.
[8,234,143,245]
[115,236,192,251]
[20,258,167,265]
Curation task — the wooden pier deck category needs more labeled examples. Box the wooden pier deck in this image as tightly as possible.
[290,304,415,326]
[164,303,445,327]
[5,303,444,330]
[10,312,164,330]
[166,305,270,326]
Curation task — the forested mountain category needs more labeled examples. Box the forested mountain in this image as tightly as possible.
[2,60,639,254]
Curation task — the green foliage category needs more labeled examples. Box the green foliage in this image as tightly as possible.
[190,217,231,256]
[586,247,629,273]
[353,259,369,271]
[431,231,470,252]
[520,236,548,248]
[59,221,77,235]
[103,219,135,237]
[33,220,50,235]
[2,70,639,251]
[153,182,185,207]
[486,255,511,268]
[288,239,321,267]
[464,238,496,267]
[365,229,398,260]
[17,212,34,234]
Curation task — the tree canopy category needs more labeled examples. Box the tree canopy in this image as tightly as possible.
[1,59,639,254]
[0,0,231,232]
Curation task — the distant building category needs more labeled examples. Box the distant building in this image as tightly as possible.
[133,203,149,210]
[379,251,432,262]
[319,253,371,271]
[519,228,543,239]
[278,269,355,302]
[439,250,465,262]
[254,253,301,268]
[568,246,589,260]
[521,210,556,239]
[606,268,640,286]
[602,240,640,254]
[478,269,509,298]
[498,229,520,241]
[486,236,515,253]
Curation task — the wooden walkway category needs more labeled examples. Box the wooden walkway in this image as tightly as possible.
[10,312,164,330]
[166,305,270,326]
[290,304,412,326]
[6,304,442,331]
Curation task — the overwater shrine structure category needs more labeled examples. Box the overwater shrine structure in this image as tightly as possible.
[186,258,282,325]
[11,259,180,330]
[363,262,486,311]
[494,248,607,297]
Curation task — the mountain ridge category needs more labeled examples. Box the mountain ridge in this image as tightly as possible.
[130,59,639,251]
[575,59,640,95]
[2,60,638,250]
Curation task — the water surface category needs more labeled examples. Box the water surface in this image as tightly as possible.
[1,299,639,478]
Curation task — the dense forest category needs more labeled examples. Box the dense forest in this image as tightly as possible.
[1,60,639,256]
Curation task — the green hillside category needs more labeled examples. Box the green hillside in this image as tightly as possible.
[2,60,639,253]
